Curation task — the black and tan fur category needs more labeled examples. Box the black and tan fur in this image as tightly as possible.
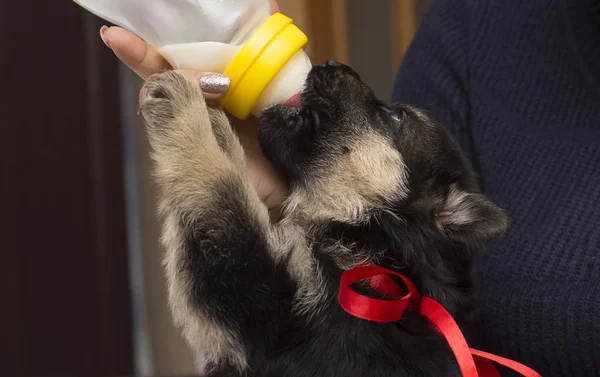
[139,60,509,377]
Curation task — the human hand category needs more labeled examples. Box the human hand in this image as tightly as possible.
[99,0,287,218]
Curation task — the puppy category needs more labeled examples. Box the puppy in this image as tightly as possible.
[139,60,508,377]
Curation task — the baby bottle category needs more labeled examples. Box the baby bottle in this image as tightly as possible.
[73,0,312,119]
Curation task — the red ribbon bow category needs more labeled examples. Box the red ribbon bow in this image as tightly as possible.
[338,265,542,377]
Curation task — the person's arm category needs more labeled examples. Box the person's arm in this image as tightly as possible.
[391,0,478,169]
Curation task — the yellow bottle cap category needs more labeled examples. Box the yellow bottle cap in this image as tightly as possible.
[218,13,309,119]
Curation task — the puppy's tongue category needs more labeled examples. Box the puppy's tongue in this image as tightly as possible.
[283,90,303,108]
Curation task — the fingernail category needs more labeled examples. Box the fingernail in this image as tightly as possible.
[198,74,230,94]
[100,26,111,49]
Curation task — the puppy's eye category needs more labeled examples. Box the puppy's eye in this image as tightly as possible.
[387,111,404,122]
[379,105,405,123]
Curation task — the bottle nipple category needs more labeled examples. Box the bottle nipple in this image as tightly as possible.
[218,13,309,120]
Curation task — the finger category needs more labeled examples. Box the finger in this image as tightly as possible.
[100,26,171,79]
[139,70,230,106]
[190,70,231,100]
[174,70,231,101]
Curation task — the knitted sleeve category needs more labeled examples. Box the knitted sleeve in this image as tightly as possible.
[391,0,476,165]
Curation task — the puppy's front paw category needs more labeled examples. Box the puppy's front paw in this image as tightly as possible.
[139,71,206,136]
[139,71,245,167]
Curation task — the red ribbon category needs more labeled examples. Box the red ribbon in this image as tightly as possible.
[338,265,542,377]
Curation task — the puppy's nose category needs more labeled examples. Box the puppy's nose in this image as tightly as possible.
[324,59,341,67]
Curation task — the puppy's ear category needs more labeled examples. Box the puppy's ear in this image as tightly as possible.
[435,185,509,247]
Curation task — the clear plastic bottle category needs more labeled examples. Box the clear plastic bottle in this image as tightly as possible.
[74,0,312,119]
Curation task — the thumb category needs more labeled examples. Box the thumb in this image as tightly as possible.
[194,72,231,100]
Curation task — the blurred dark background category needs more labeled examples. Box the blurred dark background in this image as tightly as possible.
[1,1,132,376]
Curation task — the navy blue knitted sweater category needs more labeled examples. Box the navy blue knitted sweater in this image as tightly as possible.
[391,1,600,376]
